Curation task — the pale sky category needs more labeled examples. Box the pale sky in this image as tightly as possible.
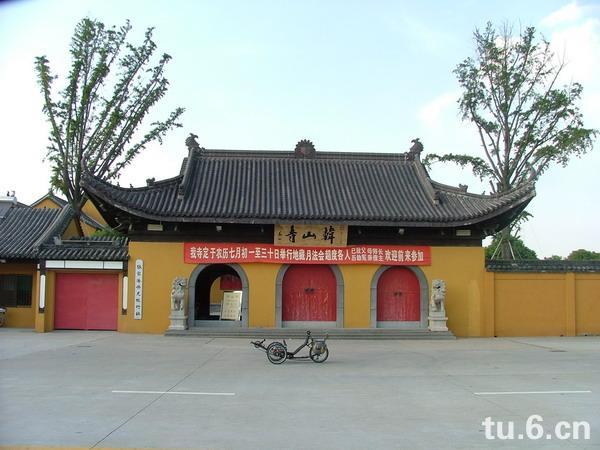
[0,0,598,258]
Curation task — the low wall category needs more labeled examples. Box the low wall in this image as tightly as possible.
[485,261,600,337]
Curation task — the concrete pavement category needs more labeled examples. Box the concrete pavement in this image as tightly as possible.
[0,329,599,449]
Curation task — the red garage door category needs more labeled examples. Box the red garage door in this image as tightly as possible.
[282,265,336,322]
[55,273,118,330]
[377,267,420,322]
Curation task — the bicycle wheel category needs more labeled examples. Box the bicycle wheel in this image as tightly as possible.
[266,342,287,364]
[309,345,329,363]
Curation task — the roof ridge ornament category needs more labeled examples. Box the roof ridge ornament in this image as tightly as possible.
[407,138,441,206]
[295,139,316,158]
[185,133,202,152]
[179,132,203,200]
[408,138,423,160]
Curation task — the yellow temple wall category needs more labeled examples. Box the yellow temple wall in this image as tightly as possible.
[14,240,598,338]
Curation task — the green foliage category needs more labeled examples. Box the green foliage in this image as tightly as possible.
[448,22,596,193]
[567,249,600,261]
[486,234,538,260]
[422,153,494,181]
[92,227,123,238]
[35,18,184,234]
[544,255,564,261]
[435,23,597,260]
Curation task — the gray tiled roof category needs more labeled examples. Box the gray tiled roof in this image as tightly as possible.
[38,236,128,261]
[0,203,127,261]
[83,149,535,228]
[487,260,600,273]
[30,193,105,230]
[0,206,67,259]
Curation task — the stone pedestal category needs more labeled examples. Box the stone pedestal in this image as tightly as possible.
[168,309,188,331]
[428,310,448,332]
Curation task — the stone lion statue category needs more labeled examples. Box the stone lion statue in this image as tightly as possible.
[170,277,187,311]
[430,279,446,312]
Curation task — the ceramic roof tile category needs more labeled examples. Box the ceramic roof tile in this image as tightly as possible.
[82,149,536,227]
[0,203,127,261]
[30,193,105,230]
[487,260,600,273]
[0,207,63,258]
[38,236,128,261]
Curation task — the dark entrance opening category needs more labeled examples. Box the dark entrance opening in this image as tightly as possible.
[194,264,241,320]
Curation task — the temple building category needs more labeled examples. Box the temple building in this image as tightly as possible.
[77,137,538,336]
[3,137,598,337]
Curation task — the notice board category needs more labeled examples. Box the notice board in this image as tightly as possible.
[221,291,243,321]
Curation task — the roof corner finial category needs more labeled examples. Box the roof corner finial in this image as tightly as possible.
[185,133,201,152]
[409,138,423,159]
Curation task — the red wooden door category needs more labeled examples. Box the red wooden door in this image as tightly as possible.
[220,274,242,290]
[377,267,420,321]
[282,265,336,321]
[55,273,118,330]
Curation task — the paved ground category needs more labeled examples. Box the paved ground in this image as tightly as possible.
[0,328,599,450]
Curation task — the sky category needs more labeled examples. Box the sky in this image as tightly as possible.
[0,0,598,258]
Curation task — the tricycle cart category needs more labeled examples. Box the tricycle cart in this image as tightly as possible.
[251,330,329,364]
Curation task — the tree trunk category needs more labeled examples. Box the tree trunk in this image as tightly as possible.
[499,227,513,260]
[73,211,85,237]
[72,198,86,237]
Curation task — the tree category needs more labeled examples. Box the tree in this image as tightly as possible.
[544,255,564,261]
[567,249,600,261]
[35,18,184,235]
[485,235,537,260]
[424,23,596,258]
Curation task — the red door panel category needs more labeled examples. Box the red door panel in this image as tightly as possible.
[54,274,86,330]
[282,265,336,321]
[85,275,118,330]
[377,267,420,321]
[220,274,242,290]
[55,273,118,330]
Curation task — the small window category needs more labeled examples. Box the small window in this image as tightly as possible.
[0,275,33,307]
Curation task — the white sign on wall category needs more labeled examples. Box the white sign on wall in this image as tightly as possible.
[134,259,143,320]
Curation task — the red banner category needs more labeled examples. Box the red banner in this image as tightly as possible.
[184,243,431,265]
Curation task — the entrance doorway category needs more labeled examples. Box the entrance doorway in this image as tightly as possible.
[372,266,427,328]
[188,264,247,327]
[280,265,340,328]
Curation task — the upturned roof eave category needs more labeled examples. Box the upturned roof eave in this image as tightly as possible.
[83,185,535,229]
[81,149,536,231]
